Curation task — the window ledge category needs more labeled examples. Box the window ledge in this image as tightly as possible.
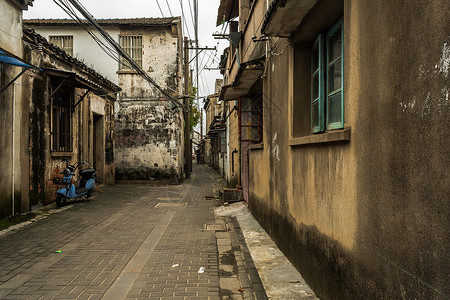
[249,143,264,150]
[288,128,350,146]
[117,70,138,74]
[51,152,74,158]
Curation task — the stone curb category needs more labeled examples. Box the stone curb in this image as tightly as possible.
[216,202,318,300]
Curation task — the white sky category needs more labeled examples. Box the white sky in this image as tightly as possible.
[24,0,228,100]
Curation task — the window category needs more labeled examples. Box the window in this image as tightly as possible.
[239,94,263,143]
[51,81,73,152]
[119,35,143,69]
[220,131,227,153]
[311,19,343,133]
[49,36,73,56]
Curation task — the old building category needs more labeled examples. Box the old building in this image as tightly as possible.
[24,17,185,182]
[215,0,449,298]
[204,77,241,188]
[22,27,120,207]
[0,0,34,219]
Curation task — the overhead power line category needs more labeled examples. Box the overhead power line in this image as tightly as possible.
[156,0,165,17]
[53,0,124,66]
[56,0,181,106]
[178,0,191,40]
[165,0,173,17]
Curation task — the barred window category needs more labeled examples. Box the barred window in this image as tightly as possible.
[49,36,73,56]
[51,81,73,152]
[119,35,143,69]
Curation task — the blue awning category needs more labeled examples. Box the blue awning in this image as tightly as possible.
[0,49,35,69]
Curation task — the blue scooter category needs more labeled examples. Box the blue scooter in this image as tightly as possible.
[55,158,96,207]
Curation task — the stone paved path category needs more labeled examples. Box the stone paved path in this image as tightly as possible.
[0,164,264,300]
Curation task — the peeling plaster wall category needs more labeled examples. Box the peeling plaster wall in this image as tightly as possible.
[115,24,184,181]
[24,37,117,206]
[115,102,182,180]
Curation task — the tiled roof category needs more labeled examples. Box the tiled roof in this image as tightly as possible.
[24,17,180,27]
[23,26,121,93]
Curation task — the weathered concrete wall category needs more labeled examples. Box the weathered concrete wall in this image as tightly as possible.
[115,24,184,181]
[0,0,27,218]
[23,31,118,206]
[225,103,240,188]
[248,0,450,299]
[115,101,182,180]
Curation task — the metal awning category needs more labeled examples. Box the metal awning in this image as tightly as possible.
[0,47,40,94]
[0,50,33,68]
[261,0,318,37]
[220,57,264,101]
[216,0,239,26]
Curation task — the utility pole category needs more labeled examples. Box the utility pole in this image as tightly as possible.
[194,0,200,138]
[184,37,192,178]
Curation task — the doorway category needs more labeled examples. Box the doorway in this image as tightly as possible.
[93,114,105,183]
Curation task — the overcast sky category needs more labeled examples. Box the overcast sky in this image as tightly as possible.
[24,0,227,100]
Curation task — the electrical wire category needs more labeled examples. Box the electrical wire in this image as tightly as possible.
[53,0,124,66]
[59,0,181,106]
[165,0,173,17]
[187,0,195,30]
[155,0,165,17]
[178,0,192,40]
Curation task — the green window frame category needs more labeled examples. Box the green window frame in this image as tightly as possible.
[311,19,344,133]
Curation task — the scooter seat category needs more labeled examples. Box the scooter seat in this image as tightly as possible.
[75,187,88,195]
[79,168,95,178]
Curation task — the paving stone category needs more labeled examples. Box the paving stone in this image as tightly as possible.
[0,165,268,300]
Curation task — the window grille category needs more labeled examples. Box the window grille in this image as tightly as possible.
[119,35,143,69]
[239,94,263,143]
[49,36,73,56]
[51,82,73,152]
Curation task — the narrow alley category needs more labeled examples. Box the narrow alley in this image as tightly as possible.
[0,164,298,300]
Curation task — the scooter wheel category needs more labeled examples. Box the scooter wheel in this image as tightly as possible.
[56,194,66,208]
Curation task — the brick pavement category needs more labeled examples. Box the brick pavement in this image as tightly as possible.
[0,164,250,300]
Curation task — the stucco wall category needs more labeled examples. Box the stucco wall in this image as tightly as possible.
[115,25,183,181]
[248,0,449,299]
[225,104,240,187]
[0,0,27,218]
[28,26,121,84]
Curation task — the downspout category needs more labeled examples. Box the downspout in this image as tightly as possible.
[11,83,15,216]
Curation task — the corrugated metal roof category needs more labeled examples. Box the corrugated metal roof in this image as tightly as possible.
[24,17,180,27]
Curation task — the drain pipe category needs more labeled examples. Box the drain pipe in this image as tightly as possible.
[11,83,15,216]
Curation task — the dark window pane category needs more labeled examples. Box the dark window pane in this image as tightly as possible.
[328,27,342,62]
[328,59,341,93]
[312,74,319,100]
[312,44,319,72]
[328,92,342,124]
[312,100,320,128]
[251,127,260,140]
[241,111,251,124]
[251,114,260,126]
[241,98,251,111]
